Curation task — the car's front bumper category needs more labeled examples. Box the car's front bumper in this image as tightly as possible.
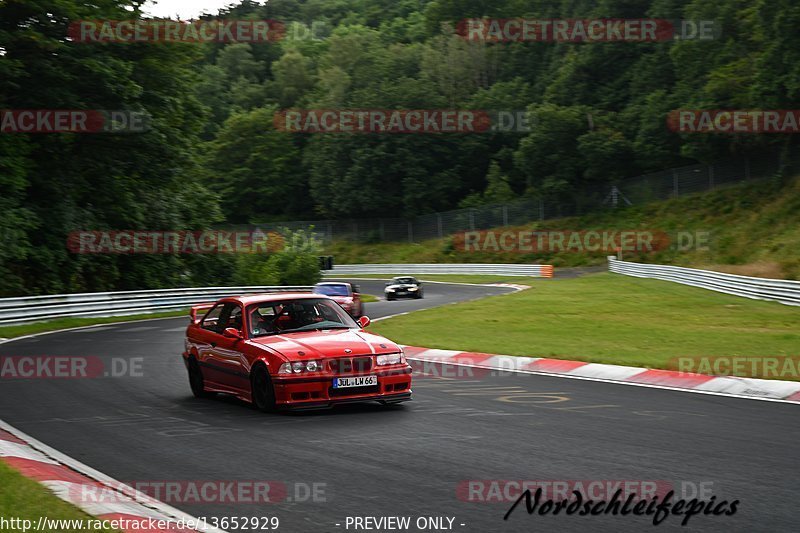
[271,366,412,409]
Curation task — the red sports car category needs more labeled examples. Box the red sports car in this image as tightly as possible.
[183,293,412,411]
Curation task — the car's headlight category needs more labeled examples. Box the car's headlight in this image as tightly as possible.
[408,287,418,291]
[376,353,406,365]
[385,288,395,292]
[278,361,322,374]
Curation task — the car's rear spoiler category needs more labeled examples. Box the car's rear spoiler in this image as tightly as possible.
[190,303,215,324]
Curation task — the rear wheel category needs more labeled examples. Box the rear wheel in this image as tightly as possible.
[251,366,276,412]
[188,358,213,398]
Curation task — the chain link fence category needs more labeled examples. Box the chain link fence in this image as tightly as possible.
[253,150,797,244]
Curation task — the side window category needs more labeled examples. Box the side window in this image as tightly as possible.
[224,305,244,332]
[201,304,224,332]
[202,303,240,334]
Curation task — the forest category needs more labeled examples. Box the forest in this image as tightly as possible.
[0,0,798,295]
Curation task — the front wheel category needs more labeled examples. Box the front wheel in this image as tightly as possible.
[251,366,277,412]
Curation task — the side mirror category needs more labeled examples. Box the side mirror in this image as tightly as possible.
[357,316,371,329]
[223,327,243,339]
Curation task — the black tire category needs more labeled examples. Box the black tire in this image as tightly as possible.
[188,358,213,398]
[415,291,423,299]
[251,365,277,412]
[386,295,394,301]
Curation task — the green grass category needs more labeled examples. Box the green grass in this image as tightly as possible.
[360,294,380,303]
[330,273,540,285]
[369,273,800,378]
[324,175,800,279]
[0,461,120,532]
[0,310,188,340]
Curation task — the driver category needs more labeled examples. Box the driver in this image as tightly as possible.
[250,307,277,336]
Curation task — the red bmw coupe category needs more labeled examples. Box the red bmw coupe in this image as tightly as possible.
[183,293,412,411]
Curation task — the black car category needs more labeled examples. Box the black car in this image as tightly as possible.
[384,276,424,300]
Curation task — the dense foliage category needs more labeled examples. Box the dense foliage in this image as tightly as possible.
[1,0,798,295]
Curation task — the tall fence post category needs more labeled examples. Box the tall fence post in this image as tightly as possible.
[708,164,714,190]
[437,213,443,238]
[407,221,413,243]
[539,199,544,221]
[502,205,508,226]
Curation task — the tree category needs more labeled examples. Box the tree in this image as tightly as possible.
[203,106,308,222]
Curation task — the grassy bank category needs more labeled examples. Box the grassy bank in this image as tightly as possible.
[325,176,800,280]
[0,461,120,532]
[369,273,800,379]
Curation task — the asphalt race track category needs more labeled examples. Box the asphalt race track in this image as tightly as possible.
[1,280,798,533]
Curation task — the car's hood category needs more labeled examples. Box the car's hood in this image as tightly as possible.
[327,295,352,302]
[247,329,399,360]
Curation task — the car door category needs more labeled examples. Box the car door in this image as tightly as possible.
[191,303,225,387]
[204,303,250,394]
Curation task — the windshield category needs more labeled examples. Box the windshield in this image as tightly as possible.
[247,298,358,337]
[393,278,416,284]
[313,284,350,297]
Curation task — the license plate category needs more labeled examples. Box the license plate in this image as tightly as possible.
[332,375,378,388]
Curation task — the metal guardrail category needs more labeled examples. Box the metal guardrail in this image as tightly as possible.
[609,257,800,307]
[326,263,554,277]
[0,286,313,326]
[0,264,554,326]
